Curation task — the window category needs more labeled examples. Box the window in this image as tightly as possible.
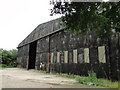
[98,46,106,63]
[57,52,60,63]
[84,48,90,63]
[51,53,53,64]
[64,51,68,63]
[73,49,77,63]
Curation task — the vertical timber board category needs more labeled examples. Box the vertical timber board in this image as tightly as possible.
[17,44,29,68]
[109,36,119,80]
[98,46,106,63]
[68,51,73,63]
[53,52,57,63]
[77,48,84,63]
[84,48,90,63]
[78,54,84,63]
[35,53,40,70]
[60,52,64,63]
[73,49,77,63]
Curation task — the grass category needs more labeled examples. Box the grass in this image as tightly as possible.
[0,64,15,68]
[37,70,119,88]
[76,74,119,88]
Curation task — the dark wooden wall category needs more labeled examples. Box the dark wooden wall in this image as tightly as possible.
[17,30,119,81]
[17,44,29,68]
[17,17,119,81]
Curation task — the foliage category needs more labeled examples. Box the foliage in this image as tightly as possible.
[0,64,8,68]
[50,1,120,39]
[0,48,3,64]
[0,48,18,67]
[76,73,108,87]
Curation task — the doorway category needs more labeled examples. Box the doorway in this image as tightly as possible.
[28,41,37,69]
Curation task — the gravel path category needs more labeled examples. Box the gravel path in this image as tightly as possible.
[0,68,92,88]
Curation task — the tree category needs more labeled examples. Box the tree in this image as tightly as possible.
[9,49,18,67]
[50,1,120,39]
[1,49,18,67]
[0,48,3,64]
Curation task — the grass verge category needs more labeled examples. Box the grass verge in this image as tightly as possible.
[0,64,15,68]
[37,70,119,88]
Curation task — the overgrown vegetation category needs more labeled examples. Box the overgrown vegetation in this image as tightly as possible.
[76,73,118,88]
[37,70,119,88]
[50,1,120,39]
[0,48,18,68]
[0,64,14,68]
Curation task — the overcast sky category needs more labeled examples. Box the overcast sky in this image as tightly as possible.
[0,0,111,50]
[0,0,61,50]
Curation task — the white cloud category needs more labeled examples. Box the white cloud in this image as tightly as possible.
[0,0,61,50]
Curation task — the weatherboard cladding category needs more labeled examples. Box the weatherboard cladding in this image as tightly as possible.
[18,18,62,47]
[17,18,119,80]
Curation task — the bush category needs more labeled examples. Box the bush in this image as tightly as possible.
[0,64,8,67]
[0,48,17,67]
[0,64,14,68]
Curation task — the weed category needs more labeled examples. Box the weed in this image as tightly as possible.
[76,72,109,87]
[37,70,119,88]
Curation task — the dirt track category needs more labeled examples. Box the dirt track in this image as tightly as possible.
[0,68,92,88]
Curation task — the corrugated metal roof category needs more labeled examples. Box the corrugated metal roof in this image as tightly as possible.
[18,18,63,48]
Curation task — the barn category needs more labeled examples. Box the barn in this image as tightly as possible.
[17,18,119,81]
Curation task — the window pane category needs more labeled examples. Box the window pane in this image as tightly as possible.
[73,49,77,63]
[84,48,90,63]
[57,52,60,63]
[51,53,53,64]
[64,51,68,63]
[98,46,106,63]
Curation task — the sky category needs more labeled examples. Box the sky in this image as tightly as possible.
[0,0,61,50]
[0,0,111,50]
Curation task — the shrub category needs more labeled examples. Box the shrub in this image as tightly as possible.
[0,48,17,67]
